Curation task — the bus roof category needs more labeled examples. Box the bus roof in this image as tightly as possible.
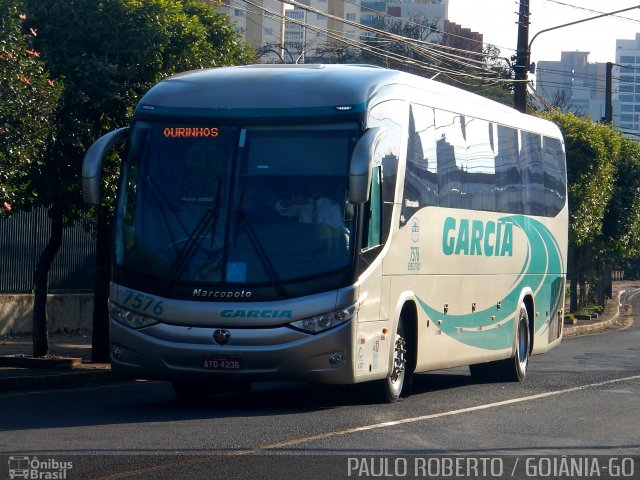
[135,64,560,137]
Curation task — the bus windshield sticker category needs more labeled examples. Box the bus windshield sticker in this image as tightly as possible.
[226,262,248,282]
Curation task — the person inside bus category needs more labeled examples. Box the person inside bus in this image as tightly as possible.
[274,177,344,231]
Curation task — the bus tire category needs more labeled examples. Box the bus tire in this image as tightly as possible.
[505,302,530,382]
[469,302,530,382]
[382,320,410,403]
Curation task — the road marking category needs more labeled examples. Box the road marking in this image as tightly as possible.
[230,374,640,455]
[93,374,640,478]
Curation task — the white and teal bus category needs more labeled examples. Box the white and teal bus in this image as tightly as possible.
[83,64,567,402]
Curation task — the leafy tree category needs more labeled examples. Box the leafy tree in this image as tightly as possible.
[0,2,62,219]
[540,111,621,312]
[20,0,254,358]
[599,136,640,296]
[1,2,62,355]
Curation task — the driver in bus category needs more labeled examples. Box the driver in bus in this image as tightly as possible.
[274,178,344,230]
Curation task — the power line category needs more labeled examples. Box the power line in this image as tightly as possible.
[231,0,519,85]
[544,0,640,24]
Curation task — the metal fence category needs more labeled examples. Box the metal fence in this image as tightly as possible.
[0,207,96,293]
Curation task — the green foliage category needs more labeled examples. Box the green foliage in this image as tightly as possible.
[539,111,619,247]
[0,1,62,214]
[19,0,254,218]
[603,137,640,259]
[539,110,640,309]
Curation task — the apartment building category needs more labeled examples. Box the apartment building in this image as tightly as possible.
[211,0,450,63]
[535,51,608,123]
[615,33,640,136]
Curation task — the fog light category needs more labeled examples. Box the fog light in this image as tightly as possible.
[329,352,344,368]
[112,347,122,359]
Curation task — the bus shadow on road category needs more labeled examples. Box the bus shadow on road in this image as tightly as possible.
[161,368,481,410]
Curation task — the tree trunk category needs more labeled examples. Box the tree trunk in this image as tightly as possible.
[597,263,605,307]
[569,245,578,313]
[91,208,112,363]
[604,265,613,299]
[32,204,64,357]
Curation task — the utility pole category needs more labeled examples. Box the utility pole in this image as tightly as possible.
[280,1,286,63]
[604,62,613,123]
[513,0,530,113]
[524,4,640,116]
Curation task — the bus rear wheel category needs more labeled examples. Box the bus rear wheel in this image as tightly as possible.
[507,303,530,381]
[469,302,530,382]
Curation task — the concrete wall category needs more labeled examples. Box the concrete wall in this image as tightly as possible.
[0,294,94,335]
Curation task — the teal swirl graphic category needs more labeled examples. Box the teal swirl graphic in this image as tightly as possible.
[416,215,564,350]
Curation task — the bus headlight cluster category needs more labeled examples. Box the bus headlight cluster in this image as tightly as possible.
[289,304,357,334]
[109,302,157,329]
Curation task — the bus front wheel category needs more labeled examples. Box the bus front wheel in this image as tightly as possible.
[382,320,411,403]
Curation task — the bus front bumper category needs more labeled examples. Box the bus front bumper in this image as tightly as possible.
[109,319,355,385]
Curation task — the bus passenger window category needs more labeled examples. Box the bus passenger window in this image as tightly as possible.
[543,137,567,216]
[465,118,496,212]
[403,104,437,226]
[521,132,545,216]
[495,125,522,214]
[435,110,467,209]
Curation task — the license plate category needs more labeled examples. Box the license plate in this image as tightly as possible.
[202,354,242,370]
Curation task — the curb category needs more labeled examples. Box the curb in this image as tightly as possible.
[564,288,636,337]
[0,368,117,394]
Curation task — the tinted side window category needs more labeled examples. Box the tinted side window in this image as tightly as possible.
[465,118,496,212]
[495,125,521,214]
[435,110,467,209]
[403,104,437,226]
[521,131,545,215]
[543,136,567,216]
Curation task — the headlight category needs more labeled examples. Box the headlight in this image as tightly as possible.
[289,304,356,334]
[109,302,158,329]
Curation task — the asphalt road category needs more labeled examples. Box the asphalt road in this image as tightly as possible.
[1,299,639,479]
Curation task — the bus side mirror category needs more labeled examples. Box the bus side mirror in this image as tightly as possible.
[349,127,386,204]
[82,127,129,205]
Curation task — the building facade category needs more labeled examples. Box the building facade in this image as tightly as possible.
[535,51,608,123]
[212,0,450,63]
[615,33,640,136]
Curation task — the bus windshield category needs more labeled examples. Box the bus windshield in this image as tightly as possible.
[114,122,358,293]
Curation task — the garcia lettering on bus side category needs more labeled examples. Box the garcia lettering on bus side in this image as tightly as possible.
[442,217,513,257]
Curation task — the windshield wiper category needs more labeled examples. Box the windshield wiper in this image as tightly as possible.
[237,210,287,298]
[162,180,222,294]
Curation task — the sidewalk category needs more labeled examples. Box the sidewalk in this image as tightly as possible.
[0,282,637,394]
[0,330,116,393]
[563,280,638,337]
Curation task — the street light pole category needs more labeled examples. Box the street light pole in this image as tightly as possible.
[529,5,640,52]
[513,3,640,114]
